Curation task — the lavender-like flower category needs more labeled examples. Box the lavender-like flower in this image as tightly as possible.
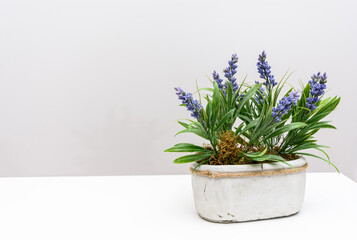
[223,54,239,93]
[272,91,301,122]
[257,51,277,90]
[174,87,202,119]
[212,71,224,90]
[211,54,239,95]
[306,72,327,111]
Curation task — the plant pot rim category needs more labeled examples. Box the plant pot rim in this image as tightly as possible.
[191,157,306,173]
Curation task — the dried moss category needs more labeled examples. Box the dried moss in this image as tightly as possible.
[206,131,299,165]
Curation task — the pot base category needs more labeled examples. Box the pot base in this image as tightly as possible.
[197,211,299,223]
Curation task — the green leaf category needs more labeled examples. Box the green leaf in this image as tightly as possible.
[251,154,296,169]
[173,153,213,164]
[273,74,292,106]
[305,122,337,131]
[177,121,194,130]
[295,152,339,173]
[174,127,208,139]
[226,82,233,107]
[206,101,212,127]
[195,87,213,92]
[214,109,235,131]
[177,121,189,128]
[306,97,340,124]
[164,143,211,153]
[264,122,308,140]
[242,147,268,158]
[192,158,211,171]
[240,118,259,134]
[290,143,330,153]
[234,122,245,134]
[294,83,310,122]
[237,83,263,113]
[251,154,284,161]
[316,147,331,162]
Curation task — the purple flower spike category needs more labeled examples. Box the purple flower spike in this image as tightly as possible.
[272,91,300,122]
[306,72,327,111]
[174,87,202,119]
[212,71,224,90]
[223,54,239,93]
[212,54,239,95]
[257,51,277,90]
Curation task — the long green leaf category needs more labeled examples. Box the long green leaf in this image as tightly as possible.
[214,109,235,131]
[237,84,262,113]
[242,147,268,158]
[264,122,307,139]
[295,152,339,173]
[174,128,208,139]
[164,143,211,153]
[250,154,296,169]
[290,143,330,153]
[173,153,212,164]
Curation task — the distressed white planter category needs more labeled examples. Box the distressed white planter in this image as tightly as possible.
[191,158,307,223]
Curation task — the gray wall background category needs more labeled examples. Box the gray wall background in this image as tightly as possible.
[0,0,356,181]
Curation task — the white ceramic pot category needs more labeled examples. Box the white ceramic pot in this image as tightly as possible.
[191,158,307,223]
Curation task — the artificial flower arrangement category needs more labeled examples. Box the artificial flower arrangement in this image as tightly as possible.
[166,51,340,170]
[165,51,340,223]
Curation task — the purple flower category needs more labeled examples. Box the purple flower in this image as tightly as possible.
[306,72,327,111]
[174,87,202,119]
[212,71,224,90]
[212,54,239,96]
[223,54,239,93]
[289,91,300,105]
[310,72,327,85]
[257,51,277,90]
[272,91,301,122]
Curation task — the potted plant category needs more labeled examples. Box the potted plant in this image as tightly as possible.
[165,51,340,223]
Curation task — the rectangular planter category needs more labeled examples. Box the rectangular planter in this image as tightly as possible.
[191,158,307,223]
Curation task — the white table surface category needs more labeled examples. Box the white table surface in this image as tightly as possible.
[0,173,356,240]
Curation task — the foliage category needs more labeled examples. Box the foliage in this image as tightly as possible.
[165,52,340,171]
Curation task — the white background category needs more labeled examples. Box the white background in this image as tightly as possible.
[0,0,356,180]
